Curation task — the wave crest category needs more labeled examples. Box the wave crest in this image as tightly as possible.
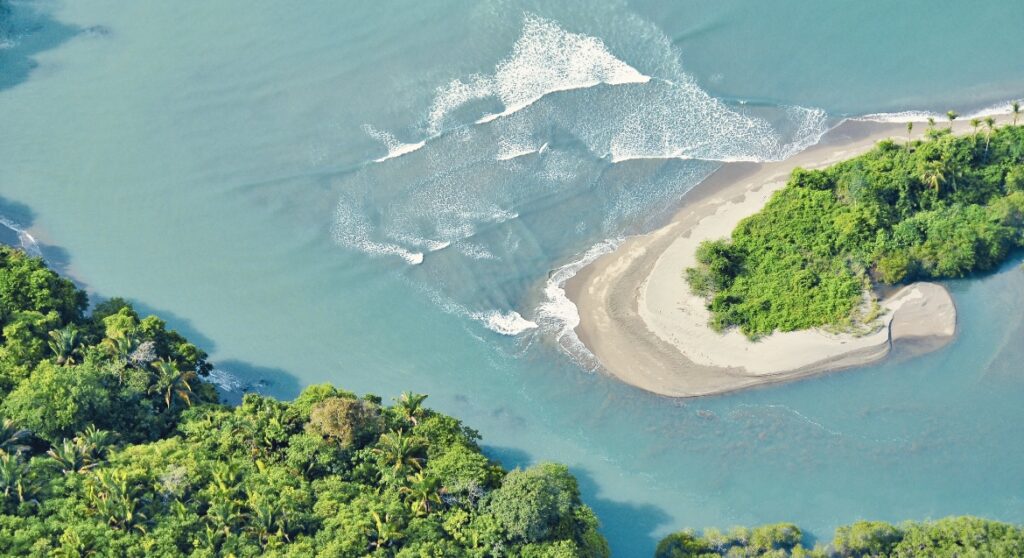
[428,14,649,134]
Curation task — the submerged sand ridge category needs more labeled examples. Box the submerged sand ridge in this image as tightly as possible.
[565,117,1001,398]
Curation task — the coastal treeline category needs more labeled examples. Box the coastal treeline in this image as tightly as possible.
[656,516,1024,557]
[0,246,608,557]
[687,114,1024,337]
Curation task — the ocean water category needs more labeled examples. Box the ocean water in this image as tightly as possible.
[3,1,1024,555]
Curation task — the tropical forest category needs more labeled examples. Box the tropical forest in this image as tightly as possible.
[686,113,1024,337]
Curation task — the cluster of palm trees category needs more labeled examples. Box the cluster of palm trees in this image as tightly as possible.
[46,325,197,412]
[85,469,146,532]
[47,425,113,475]
[366,391,449,547]
[912,101,1022,195]
[0,420,33,510]
[195,461,294,549]
[0,421,114,513]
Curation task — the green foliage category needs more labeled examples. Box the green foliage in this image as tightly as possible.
[659,517,1024,557]
[832,521,902,556]
[484,462,602,551]
[0,246,608,557]
[0,248,85,328]
[687,125,1024,337]
[306,396,383,449]
[1,362,112,443]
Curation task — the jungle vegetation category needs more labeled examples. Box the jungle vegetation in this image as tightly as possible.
[0,246,608,557]
[656,516,1024,557]
[686,115,1024,337]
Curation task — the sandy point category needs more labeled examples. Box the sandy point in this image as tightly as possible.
[561,116,1006,398]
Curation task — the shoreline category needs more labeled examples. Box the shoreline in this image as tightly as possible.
[565,116,1008,397]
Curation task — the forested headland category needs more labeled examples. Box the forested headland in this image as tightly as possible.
[687,112,1024,337]
[1,240,1022,557]
[0,246,608,557]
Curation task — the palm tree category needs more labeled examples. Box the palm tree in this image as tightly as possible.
[366,511,403,551]
[1012,101,1020,126]
[148,360,197,410]
[77,425,113,459]
[205,491,245,539]
[47,439,95,475]
[372,430,426,476]
[86,469,146,531]
[906,122,914,151]
[395,392,428,426]
[102,333,138,367]
[247,496,288,549]
[946,110,959,129]
[0,451,38,508]
[400,472,443,516]
[984,116,996,153]
[0,419,29,455]
[941,156,963,192]
[919,161,946,194]
[47,325,82,366]
[970,118,981,146]
[47,426,113,475]
[203,461,246,540]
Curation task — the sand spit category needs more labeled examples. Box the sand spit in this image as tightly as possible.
[566,116,1013,397]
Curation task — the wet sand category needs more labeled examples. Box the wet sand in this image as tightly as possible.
[563,117,1001,397]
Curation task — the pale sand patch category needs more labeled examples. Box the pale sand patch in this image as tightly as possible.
[567,116,1011,397]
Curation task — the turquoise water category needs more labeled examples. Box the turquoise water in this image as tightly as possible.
[3,1,1024,555]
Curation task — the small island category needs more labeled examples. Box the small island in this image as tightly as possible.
[569,111,1022,397]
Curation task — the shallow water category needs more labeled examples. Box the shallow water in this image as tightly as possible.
[3,1,1024,555]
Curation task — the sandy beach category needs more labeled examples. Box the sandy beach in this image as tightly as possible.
[566,116,1012,397]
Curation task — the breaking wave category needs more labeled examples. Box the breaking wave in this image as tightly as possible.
[471,310,539,336]
[0,215,42,257]
[331,201,424,265]
[363,125,426,163]
[535,238,621,360]
[855,98,1022,123]
[427,14,650,135]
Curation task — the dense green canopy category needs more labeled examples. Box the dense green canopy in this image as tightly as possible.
[656,517,1024,557]
[687,123,1024,337]
[0,246,608,557]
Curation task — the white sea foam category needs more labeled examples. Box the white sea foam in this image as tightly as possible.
[206,368,244,392]
[855,99,1022,123]
[595,80,829,164]
[854,110,939,123]
[777,105,831,160]
[471,310,539,336]
[427,14,649,135]
[336,12,831,300]
[363,124,426,163]
[535,238,622,359]
[404,278,536,337]
[0,216,42,257]
[457,241,498,260]
[496,147,540,161]
[389,233,452,253]
[332,201,424,265]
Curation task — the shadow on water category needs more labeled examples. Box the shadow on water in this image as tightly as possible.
[92,297,303,404]
[483,445,673,557]
[0,193,304,405]
[573,467,673,557]
[0,1,81,92]
[123,299,220,354]
[212,359,302,404]
[0,194,74,277]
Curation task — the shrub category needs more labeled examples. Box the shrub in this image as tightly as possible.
[307,396,384,449]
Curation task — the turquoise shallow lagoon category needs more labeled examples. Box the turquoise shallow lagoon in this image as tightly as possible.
[2,2,1024,555]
